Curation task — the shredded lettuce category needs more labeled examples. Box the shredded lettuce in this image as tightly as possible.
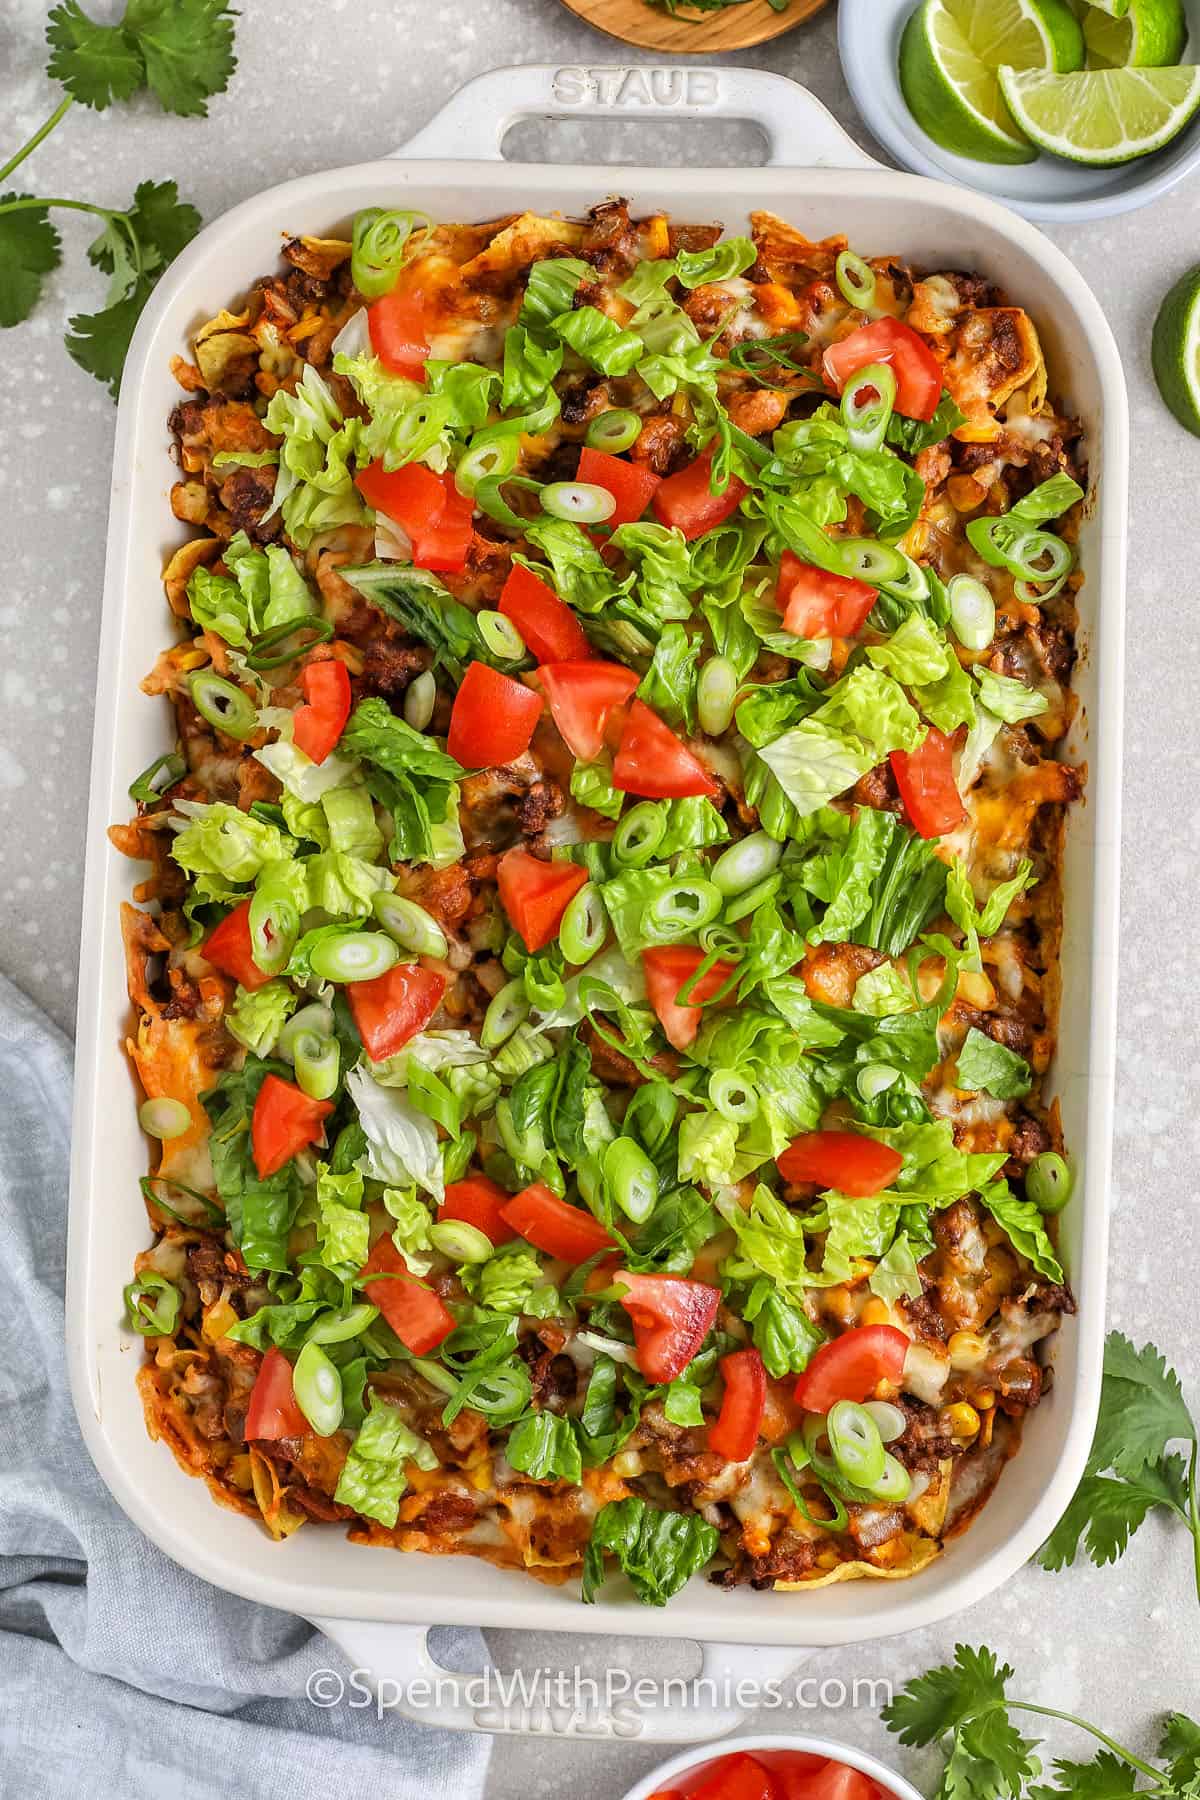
[973,667,1050,723]
[333,1394,437,1527]
[506,1410,583,1481]
[853,963,916,1018]
[315,1163,369,1272]
[868,1232,924,1304]
[552,305,643,378]
[171,801,296,886]
[582,1496,718,1605]
[977,1179,1064,1282]
[956,1026,1032,1099]
[225,980,298,1057]
[347,1065,444,1199]
[382,1185,435,1276]
[741,1277,824,1377]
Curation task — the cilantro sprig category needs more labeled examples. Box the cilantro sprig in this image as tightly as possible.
[0,1,236,394]
[885,1643,1200,1798]
[1039,1332,1200,1602]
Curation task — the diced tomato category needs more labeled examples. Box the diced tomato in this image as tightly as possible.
[616,1271,722,1384]
[203,898,271,992]
[251,1074,333,1179]
[794,1324,909,1414]
[367,286,431,379]
[499,563,592,664]
[777,551,877,640]
[776,1765,879,1800]
[652,449,747,541]
[500,1181,615,1264]
[708,1347,767,1463]
[641,947,736,1052]
[447,662,543,768]
[777,1130,903,1197]
[690,1752,779,1800]
[291,658,351,765]
[355,461,474,572]
[739,1754,829,1798]
[439,1176,519,1247]
[245,1347,310,1440]
[889,726,966,839]
[349,962,447,1063]
[576,446,662,527]
[538,660,639,761]
[362,1233,455,1354]
[496,847,589,953]
[823,315,942,422]
[613,700,719,800]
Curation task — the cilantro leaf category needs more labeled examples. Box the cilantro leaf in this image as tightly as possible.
[1162,1713,1200,1789]
[1090,1333,1195,1479]
[123,177,201,265]
[66,274,155,397]
[71,182,200,395]
[1027,1750,1139,1799]
[0,197,62,327]
[884,1644,1013,1746]
[1038,1455,1190,1571]
[122,0,237,116]
[46,2,144,108]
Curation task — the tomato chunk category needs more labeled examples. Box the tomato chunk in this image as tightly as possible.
[889,726,966,839]
[613,700,719,800]
[203,898,271,992]
[349,962,447,1063]
[538,660,639,761]
[367,285,430,378]
[576,446,662,527]
[690,1752,779,1800]
[642,947,736,1051]
[355,461,474,572]
[776,1765,879,1800]
[794,1324,909,1413]
[708,1347,767,1463]
[291,658,351,765]
[439,1176,519,1246]
[245,1347,310,1441]
[447,661,543,768]
[777,551,877,640]
[251,1074,333,1179]
[362,1233,455,1355]
[499,563,592,664]
[500,1181,616,1264]
[616,1271,721,1384]
[652,448,747,541]
[496,847,589,953]
[777,1130,903,1197]
[823,316,942,422]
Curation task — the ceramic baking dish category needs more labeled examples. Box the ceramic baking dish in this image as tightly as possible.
[67,64,1126,1740]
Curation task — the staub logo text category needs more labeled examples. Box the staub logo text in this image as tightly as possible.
[552,67,721,108]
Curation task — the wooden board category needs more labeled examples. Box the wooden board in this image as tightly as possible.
[557,0,829,54]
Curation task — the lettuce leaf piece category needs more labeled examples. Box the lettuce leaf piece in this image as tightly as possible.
[315,1163,369,1273]
[977,1178,1064,1282]
[519,257,589,331]
[946,854,1036,970]
[254,738,360,804]
[463,1245,559,1317]
[810,804,896,945]
[678,1112,738,1191]
[187,565,250,646]
[263,364,370,547]
[582,1496,718,1605]
[863,1118,1008,1206]
[340,696,463,784]
[262,545,317,631]
[973,667,1050,723]
[674,236,756,288]
[866,614,950,687]
[305,850,393,919]
[171,801,296,885]
[815,667,925,757]
[806,1194,904,1287]
[741,1276,824,1377]
[625,1185,717,1275]
[617,259,676,305]
[868,1232,924,1304]
[553,305,643,378]
[225,979,298,1057]
[637,622,697,731]
[610,522,701,625]
[829,449,925,539]
[520,518,634,619]
[501,325,564,411]
[853,964,917,1018]
[381,1185,435,1276]
[506,1410,583,1482]
[885,389,966,455]
[757,720,875,820]
[717,1183,814,1302]
[956,1026,1032,1099]
[333,1394,437,1527]
[855,821,948,958]
[658,795,729,857]
[570,756,623,821]
[600,866,682,959]
[320,785,384,862]
[340,563,499,684]
[347,1065,443,1199]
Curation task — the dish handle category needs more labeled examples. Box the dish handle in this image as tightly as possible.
[390,63,878,171]
[307,1616,813,1741]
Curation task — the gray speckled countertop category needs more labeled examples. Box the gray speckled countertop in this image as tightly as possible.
[4,0,1198,1792]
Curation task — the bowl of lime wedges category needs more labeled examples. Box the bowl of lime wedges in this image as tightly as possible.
[839,0,1200,219]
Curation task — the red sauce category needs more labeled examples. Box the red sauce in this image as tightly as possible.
[648,1746,897,1800]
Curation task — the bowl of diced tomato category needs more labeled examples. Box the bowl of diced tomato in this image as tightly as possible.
[625,1739,923,1800]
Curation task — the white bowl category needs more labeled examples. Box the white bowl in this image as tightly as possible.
[839,0,1200,220]
[620,1733,924,1800]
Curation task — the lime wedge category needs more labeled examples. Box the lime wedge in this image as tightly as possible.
[899,0,1086,165]
[1086,0,1131,14]
[1152,265,1200,436]
[999,63,1200,161]
[1084,0,1188,66]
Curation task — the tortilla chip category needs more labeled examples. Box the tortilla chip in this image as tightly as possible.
[906,1461,954,1538]
[163,535,220,616]
[193,307,260,393]
[459,212,585,279]
[774,1535,941,1589]
[249,1447,306,1540]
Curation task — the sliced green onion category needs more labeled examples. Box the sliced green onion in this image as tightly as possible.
[947,574,996,651]
[351,207,430,300]
[864,1400,907,1444]
[463,1366,531,1424]
[372,890,448,959]
[540,481,616,525]
[723,871,782,924]
[293,1031,340,1101]
[711,830,782,897]
[841,361,896,455]
[138,1096,191,1140]
[129,749,185,805]
[481,977,529,1048]
[708,1069,759,1124]
[410,1355,459,1396]
[826,1399,886,1489]
[869,1452,912,1502]
[835,249,876,312]
[833,537,908,586]
[604,1136,658,1224]
[473,473,542,532]
[403,670,436,731]
[244,616,334,671]
[278,1002,335,1063]
[879,552,930,602]
[585,409,641,453]
[1027,1150,1072,1214]
[124,1272,181,1337]
[306,1303,378,1346]
[1007,528,1073,586]
[188,671,257,740]
[857,1062,899,1102]
[454,436,520,499]
[249,885,299,978]
[293,1341,344,1436]
[646,877,722,941]
[697,655,738,737]
[611,801,667,868]
[430,1219,494,1263]
[478,609,526,660]
[308,932,400,984]
[559,881,607,965]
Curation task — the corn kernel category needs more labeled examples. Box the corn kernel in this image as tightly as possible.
[947,1330,989,1370]
[202,1298,238,1343]
[468,1459,493,1493]
[612,1450,643,1478]
[956,969,996,1009]
[974,1389,996,1410]
[176,647,208,672]
[816,1549,840,1570]
[860,1298,893,1328]
[943,1402,981,1439]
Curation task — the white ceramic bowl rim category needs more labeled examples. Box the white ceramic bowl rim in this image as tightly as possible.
[619,1732,925,1800]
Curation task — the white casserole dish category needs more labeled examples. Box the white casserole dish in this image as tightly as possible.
[67,65,1126,1741]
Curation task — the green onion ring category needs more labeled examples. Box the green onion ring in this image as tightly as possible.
[558,881,607,966]
[188,671,258,741]
[372,890,448,959]
[138,1096,192,1141]
[292,1341,344,1436]
[841,361,896,454]
[585,409,641,453]
[308,932,400,984]
[611,802,667,868]
[835,249,877,312]
[540,482,617,525]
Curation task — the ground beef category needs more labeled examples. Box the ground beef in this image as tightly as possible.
[631,414,687,475]
[713,1528,820,1590]
[959,1003,1034,1055]
[187,1237,253,1300]
[518,1337,579,1407]
[579,200,640,277]
[559,379,605,427]
[892,1397,958,1473]
[218,466,280,542]
[1006,1111,1052,1169]
[900,1285,949,1344]
[515,778,565,837]
[853,762,901,813]
[358,638,429,700]
[415,1492,479,1535]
